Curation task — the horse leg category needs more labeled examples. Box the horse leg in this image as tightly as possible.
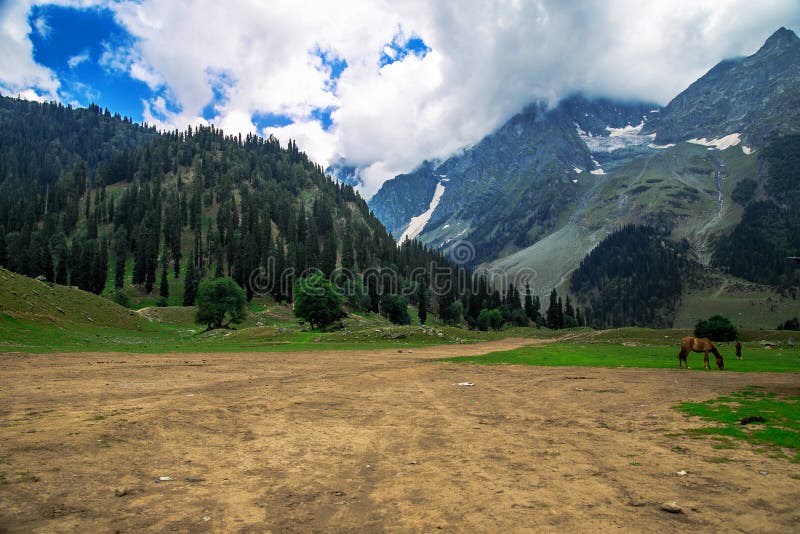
[678,350,686,368]
[704,350,709,370]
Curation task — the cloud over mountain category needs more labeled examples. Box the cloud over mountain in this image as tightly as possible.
[2,0,798,196]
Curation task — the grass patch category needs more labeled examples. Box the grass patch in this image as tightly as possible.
[676,388,800,462]
[441,342,800,373]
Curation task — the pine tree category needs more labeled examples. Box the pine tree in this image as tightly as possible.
[183,253,199,306]
[524,282,534,321]
[556,296,565,329]
[114,230,126,289]
[94,238,108,294]
[0,227,6,267]
[321,233,337,277]
[40,239,54,282]
[417,283,428,325]
[159,253,169,299]
[546,289,559,329]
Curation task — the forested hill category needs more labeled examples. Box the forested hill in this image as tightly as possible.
[570,225,689,328]
[0,96,457,311]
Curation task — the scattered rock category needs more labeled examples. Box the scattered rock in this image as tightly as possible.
[185,477,205,483]
[759,470,769,476]
[454,382,475,387]
[115,487,128,497]
[627,495,646,507]
[203,516,211,522]
[156,476,173,482]
[676,470,687,477]
[408,460,418,465]
[660,501,683,514]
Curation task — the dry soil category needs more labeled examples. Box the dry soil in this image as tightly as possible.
[1,338,799,532]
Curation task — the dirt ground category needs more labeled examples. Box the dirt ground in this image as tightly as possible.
[1,338,799,533]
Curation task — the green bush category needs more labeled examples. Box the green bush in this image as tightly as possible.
[196,277,246,330]
[694,315,738,342]
[110,289,130,309]
[379,293,411,325]
[156,296,168,307]
[476,308,503,332]
[294,273,346,329]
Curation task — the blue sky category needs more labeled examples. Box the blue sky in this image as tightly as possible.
[1,1,798,196]
[23,3,429,131]
[28,5,154,120]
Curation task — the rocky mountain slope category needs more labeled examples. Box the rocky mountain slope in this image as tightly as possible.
[368,28,800,301]
[642,27,800,146]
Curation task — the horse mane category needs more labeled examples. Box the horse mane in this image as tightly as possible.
[710,343,721,357]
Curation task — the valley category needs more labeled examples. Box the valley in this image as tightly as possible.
[1,8,799,533]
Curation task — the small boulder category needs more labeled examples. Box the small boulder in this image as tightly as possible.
[660,501,683,514]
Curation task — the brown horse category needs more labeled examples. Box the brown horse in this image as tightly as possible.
[735,341,742,360]
[678,337,724,370]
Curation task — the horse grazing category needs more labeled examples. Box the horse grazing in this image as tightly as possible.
[678,337,724,370]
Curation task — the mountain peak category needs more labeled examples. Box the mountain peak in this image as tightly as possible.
[757,26,800,54]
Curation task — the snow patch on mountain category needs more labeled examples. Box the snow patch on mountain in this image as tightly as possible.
[576,120,656,153]
[687,133,743,150]
[590,158,606,175]
[399,180,446,243]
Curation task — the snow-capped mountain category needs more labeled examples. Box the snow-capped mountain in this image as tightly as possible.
[367,27,800,294]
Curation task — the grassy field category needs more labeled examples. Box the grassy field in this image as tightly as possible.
[2,267,569,353]
[3,267,798,355]
[677,387,800,462]
[442,341,800,373]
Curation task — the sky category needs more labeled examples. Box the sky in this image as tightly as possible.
[1,1,799,197]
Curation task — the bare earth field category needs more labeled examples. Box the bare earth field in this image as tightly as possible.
[1,338,799,533]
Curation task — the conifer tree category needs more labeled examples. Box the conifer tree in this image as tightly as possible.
[183,253,199,306]
[524,282,534,320]
[159,253,169,299]
[546,289,559,329]
[417,282,428,325]
[0,226,6,267]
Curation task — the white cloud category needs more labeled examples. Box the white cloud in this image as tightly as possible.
[32,14,49,37]
[3,0,800,197]
[0,0,60,100]
[67,50,89,68]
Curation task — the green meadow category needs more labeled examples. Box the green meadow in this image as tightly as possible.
[442,341,800,373]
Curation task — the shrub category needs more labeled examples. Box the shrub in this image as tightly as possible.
[777,317,800,331]
[694,315,738,342]
[379,293,411,325]
[110,289,130,308]
[476,308,504,332]
[156,296,168,307]
[440,301,463,325]
[196,277,246,330]
[294,273,346,329]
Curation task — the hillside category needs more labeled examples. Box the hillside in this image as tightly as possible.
[0,96,463,318]
[642,27,800,146]
[0,267,144,329]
